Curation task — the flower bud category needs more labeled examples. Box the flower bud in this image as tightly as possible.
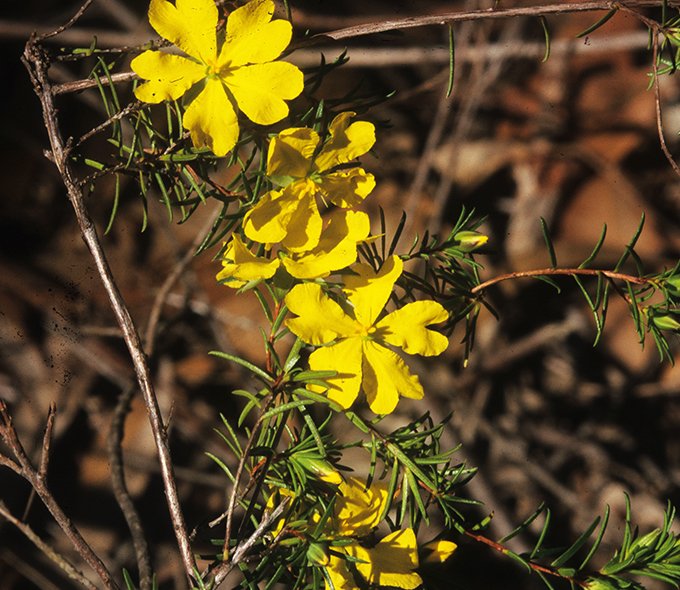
[291,452,342,485]
[306,542,330,566]
[583,577,613,590]
[665,274,680,296]
[451,231,488,253]
[651,311,680,332]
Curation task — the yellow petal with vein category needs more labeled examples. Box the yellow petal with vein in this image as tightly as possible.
[244,189,297,246]
[325,553,356,590]
[132,52,205,103]
[148,0,217,64]
[182,78,239,156]
[421,539,458,564]
[280,189,322,253]
[343,256,403,326]
[317,169,375,208]
[227,62,303,125]
[219,234,279,281]
[282,210,369,278]
[309,339,363,409]
[334,477,388,536]
[377,301,449,356]
[362,341,423,415]
[267,128,318,181]
[285,284,359,345]
[314,112,376,170]
[221,0,292,66]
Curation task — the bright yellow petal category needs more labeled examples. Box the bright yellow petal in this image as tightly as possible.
[376,301,449,356]
[216,267,245,289]
[324,553,356,590]
[334,477,388,536]
[281,255,331,279]
[282,210,369,279]
[421,539,458,564]
[343,256,403,326]
[132,52,205,103]
[348,529,422,590]
[267,127,318,182]
[226,61,303,125]
[314,112,376,171]
[148,0,217,64]
[216,276,245,289]
[362,341,423,415]
[285,283,360,345]
[220,234,280,281]
[182,78,239,156]
[280,187,323,253]
[317,168,375,208]
[216,239,242,286]
[309,339,363,409]
[220,0,292,66]
[322,210,371,246]
[243,188,300,246]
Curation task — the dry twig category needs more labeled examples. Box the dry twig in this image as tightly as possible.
[0,401,120,590]
[20,4,198,586]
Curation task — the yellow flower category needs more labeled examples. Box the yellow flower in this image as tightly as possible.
[285,256,449,414]
[325,478,422,590]
[332,477,388,537]
[243,112,376,252]
[217,210,370,287]
[131,0,303,156]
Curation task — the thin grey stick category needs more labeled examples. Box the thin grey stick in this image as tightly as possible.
[21,15,198,590]
[314,0,680,41]
[0,501,100,590]
[0,401,120,590]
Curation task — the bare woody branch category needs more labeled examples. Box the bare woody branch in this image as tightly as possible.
[20,8,199,587]
[0,500,100,590]
[0,400,120,590]
[311,0,680,41]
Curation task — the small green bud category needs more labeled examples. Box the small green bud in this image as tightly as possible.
[291,452,342,485]
[583,578,616,590]
[651,311,680,332]
[451,231,489,253]
[633,528,660,549]
[306,542,330,566]
[665,274,680,296]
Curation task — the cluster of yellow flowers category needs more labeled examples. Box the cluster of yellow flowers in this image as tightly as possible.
[133,0,449,416]
[133,0,455,586]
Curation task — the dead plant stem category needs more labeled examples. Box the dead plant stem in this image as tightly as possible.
[21,17,198,589]
[314,0,680,41]
[471,268,650,294]
[0,501,100,590]
[0,401,120,590]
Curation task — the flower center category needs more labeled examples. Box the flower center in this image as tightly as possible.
[205,60,233,80]
[358,323,376,339]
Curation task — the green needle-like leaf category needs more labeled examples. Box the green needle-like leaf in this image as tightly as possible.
[540,217,557,269]
[551,515,601,567]
[576,8,617,38]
